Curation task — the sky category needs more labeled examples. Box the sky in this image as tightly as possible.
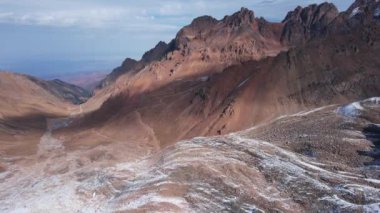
[0,0,352,78]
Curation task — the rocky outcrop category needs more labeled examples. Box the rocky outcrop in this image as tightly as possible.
[222,7,255,28]
[281,3,339,46]
[345,0,380,23]
[175,16,218,49]
[98,41,175,89]
[141,40,176,63]
[98,58,139,88]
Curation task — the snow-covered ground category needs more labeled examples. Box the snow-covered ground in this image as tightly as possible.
[1,100,380,212]
[337,97,380,117]
[374,7,380,17]
[1,129,379,212]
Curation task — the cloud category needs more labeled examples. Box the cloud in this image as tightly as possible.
[259,0,278,5]
[0,0,353,29]
[0,8,126,27]
[158,2,184,16]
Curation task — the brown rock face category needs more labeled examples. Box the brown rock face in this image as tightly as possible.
[222,7,255,28]
[345,0,380,23]
[99,7,286,93]
[174,15,218,49]
[281,3,339,45]
[141,40,175,63]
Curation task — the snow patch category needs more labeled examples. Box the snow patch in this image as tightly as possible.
[198,76,209,82]
[374,7,380,17]
[365,203,380,212]
[320,195,380,212]
[337,101,363,117]
[363,97,380,105]
[237,78,250,88]
[294,105,332,116]
[350,7,361,18]
[337,97,380,117]
[118,193,188,211]
[37,131,64,156]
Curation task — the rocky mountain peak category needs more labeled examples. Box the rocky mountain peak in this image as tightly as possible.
[349,0,379,8]
[281,2,339,45]
[141,40,175,63]
[282,2,338,25]
[222,7,255,27]
[120,58,138,68]
[346,0,380,19]
[189,15,218,29]
[174,15,218,50]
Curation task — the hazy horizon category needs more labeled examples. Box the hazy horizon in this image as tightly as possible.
[0,0,352,78]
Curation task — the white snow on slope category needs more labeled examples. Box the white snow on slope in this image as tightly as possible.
[337,101,364,117]
[1,101,380,212]
[337,97,380,117]
[374,7,380,17]
[350,7,361,18]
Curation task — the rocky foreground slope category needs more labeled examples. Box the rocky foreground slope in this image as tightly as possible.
[1,98,379,212]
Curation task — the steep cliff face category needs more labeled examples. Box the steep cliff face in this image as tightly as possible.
[281,2,339,46]
[141,40,176,63]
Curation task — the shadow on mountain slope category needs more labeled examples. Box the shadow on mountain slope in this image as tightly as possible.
[359,124,380,166]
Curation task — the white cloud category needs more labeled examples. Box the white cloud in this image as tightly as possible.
[0,0,353,29]
[158,2,183,16]
[0,8,127,27]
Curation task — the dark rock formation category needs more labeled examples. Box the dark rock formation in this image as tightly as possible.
[175,16,218,48]
[98,40,175,89]
[281,3,339,45]
[28,77,91,104]
[141,40,176,63]
[222,7,255,27]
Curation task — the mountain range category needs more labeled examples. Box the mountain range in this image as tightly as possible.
[0,0,379,212]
